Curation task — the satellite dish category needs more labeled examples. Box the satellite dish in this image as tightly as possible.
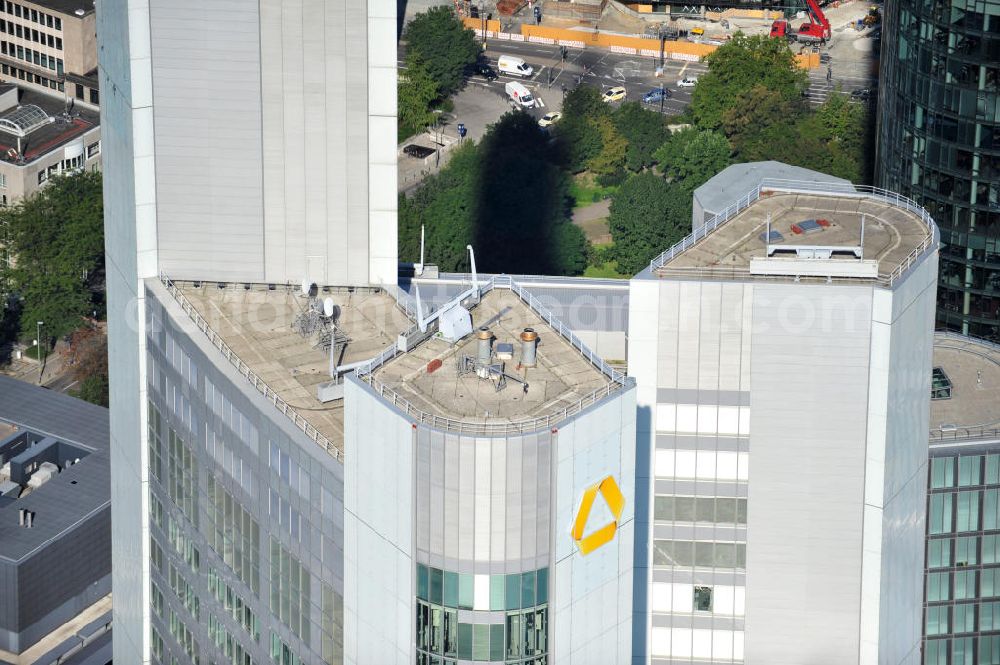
[301,278,311,296]
[323,298,335,318]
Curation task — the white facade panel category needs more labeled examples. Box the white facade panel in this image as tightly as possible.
[344,378,415,665]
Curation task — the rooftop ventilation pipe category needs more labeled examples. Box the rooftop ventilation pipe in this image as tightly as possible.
[520,328,538,367]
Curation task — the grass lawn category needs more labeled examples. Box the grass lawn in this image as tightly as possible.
[20,345,44,361]
[583,260,629,279]
[568,173,618,209]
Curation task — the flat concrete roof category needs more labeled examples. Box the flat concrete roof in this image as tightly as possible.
[0,87,100,166]
[370,288,613,425]
[930,333,1000,436]
[0,375,108,563]
[655,191,932,282]
[176,283,412,455]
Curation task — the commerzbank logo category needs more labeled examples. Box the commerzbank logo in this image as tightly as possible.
[571,475,625,556]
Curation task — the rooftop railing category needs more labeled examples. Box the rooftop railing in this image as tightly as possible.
[648,179,938,287]
[354,275,632,436]
[158,272,631,443]
[929,330,1000,444]
[157,273,343,461]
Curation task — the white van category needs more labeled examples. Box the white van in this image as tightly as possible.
[498,55,534,77]
[505,81,535,108]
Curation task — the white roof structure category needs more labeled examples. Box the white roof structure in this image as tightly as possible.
[0,104,52,137]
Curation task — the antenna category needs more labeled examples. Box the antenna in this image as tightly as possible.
[766,213,772,255]
[467,244,478,292]
[416,225,425,277]
[415,284,426,332]
[860,214,865,257]
[301,278,311,296]
[323,297,334,318]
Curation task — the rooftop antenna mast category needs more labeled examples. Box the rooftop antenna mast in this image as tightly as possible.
[860,214,865,258]
[765,213,772,256]
[415,225,425,277]
[467,244,479,294]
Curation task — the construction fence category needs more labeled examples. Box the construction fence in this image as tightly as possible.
[461,17,821,68]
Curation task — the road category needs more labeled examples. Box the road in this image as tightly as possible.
[400,39,709,118]
[401,37,876,120]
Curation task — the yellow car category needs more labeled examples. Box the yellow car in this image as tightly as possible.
[538,112,562,127]
[602,86,627,103]
[690,26,705,35]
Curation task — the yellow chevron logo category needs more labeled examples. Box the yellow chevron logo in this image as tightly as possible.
[571,476,625,555]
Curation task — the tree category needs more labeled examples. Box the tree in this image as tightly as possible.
[64,325,108,407]
[587,116,628,177]
[404,7,480,97]
[721,84,805,156]
[655,128,733,192]
[689,33,807,130]
[0,171,104,342]
[398,55,440,141]
[608,172,690,275]
[613,102,672,172]
[553,86,609,173]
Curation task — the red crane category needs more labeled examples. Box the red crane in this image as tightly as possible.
[770,0,831,43]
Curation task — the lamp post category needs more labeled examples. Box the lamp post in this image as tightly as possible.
[433,109,444,168]
[660,83,665,114]
[36,320,43,384]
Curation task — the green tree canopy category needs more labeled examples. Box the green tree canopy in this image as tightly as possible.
[721,84,805,156]
[553,86,610,173]
[608,172,690,275]
[1,171,104,342]
[587,116,628,177]
[655,128,733,192]
[689,33,808,130]
[613,102,672,172]
[404,7,480,97]
[398,54,440,141]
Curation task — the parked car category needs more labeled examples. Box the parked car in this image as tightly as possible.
[642,87,671,104]
[677,77,698,88]
[602,86,627,103]
[474,62,498,81]
[538,112,562,127]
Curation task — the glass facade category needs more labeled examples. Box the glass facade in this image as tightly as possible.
[876,0,1000,339]
[924,451,1000,663]
[415,564,549,665]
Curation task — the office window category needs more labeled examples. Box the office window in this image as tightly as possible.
[37,169,46,185]
[953,637,974,665]
[959,456,982,486]
[955,569,976,599]
[932,458,956,488]
[927,572,951,601]
[982,601,1000,631]
[926,639,948,665]
[74,83,82,99]
[55,36,60,49]
[956,536,978,565]
[89,88,98,105]
[928,539,952,568]
[693,586,712,612]
[983,568,1000,598]
[929,493,954,534]
[980,637,1000,665]
[54,17,60,30]
[954,603,975,633]
[956,491,980,531]
[985,489,1000,529]
[987,455,1000,484]
[926,605,949,635]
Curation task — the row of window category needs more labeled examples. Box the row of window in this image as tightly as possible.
[932,455,1000,489]
[0,61,61,90]
[269,536,311,643]
[207,568,260,642]
[928,490,1000,534]
[0,20,62,49]
[37,155,85,185]
[2,2,63,31]
[927,568,1000,601]
[269,633,304,665]
[208,614,256,665]
[0,41,62,73]
[654,496,747,524]
[206,475,261,595]
[168,608,200,665]
[928,535,1000,568]
[416,599,547,663]
[168,562,200,621]
[926,601,1000,636]
[925,635,1000,665]
[416,564,549,612]
[653,540,747,569]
